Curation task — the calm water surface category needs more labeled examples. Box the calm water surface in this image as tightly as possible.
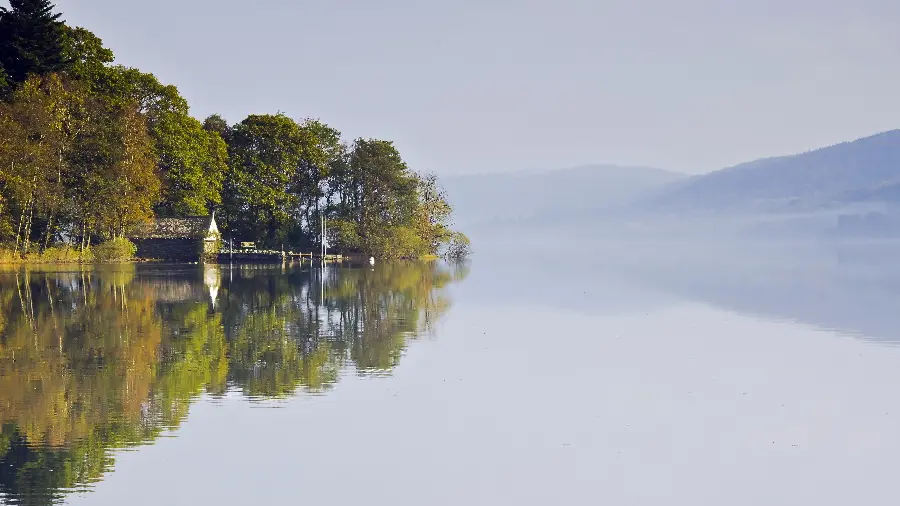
[3,246,900,505]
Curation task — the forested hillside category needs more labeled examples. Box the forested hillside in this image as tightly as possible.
[646,130,900,213]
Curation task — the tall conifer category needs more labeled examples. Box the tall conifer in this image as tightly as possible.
[0,0,68,86]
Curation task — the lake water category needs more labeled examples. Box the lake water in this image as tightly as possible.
[3,241,900,505]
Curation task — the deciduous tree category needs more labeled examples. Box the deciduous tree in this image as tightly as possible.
[224,114,305,246]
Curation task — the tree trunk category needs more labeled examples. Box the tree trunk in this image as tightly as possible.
[80,220,87,256]
[45,146,64,251]
[23,192,36,254]
[43,213,54,251]
[14,201,27,255]
[18,176,39,254]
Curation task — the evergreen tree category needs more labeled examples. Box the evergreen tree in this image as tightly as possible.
[0,0,68,87]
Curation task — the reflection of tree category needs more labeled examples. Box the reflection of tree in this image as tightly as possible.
[322,262,454,371]
[0,261,465,504]
[219,261,457,395]
[0,267,158,446]
[0,266,219,505]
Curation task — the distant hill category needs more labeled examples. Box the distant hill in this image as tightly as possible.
[835,180,900,206]
[646,130,900,213]
[442,164,686,229]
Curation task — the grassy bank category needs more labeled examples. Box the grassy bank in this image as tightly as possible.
[1,246,88,265]
[0,238,138,265]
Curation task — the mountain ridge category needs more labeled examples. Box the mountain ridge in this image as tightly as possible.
[644,129,900,213]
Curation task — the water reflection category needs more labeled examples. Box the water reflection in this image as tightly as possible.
[0,261,467,505]
[471,239,900,344]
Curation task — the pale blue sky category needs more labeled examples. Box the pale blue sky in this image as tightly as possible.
[50,0,900,175]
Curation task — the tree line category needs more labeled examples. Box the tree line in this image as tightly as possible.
[0,0,469,259]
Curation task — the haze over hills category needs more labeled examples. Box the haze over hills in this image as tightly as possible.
[442,164,685,230]
[644,129,900,213]
[445,129,900,242]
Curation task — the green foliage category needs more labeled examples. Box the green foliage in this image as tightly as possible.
[322,139,460,258]
[0,0,68,87]
[351,139,419,237]
[0,249,18,264]
[89,66,225,217]
[443,231,472,260]
[0,64,9,98]
[35,245,80,262]
[0,73,75,250]
[202,113,229,136]
[89,237,136,262]
[0,245,86,263]
[60,25,114,84]
[24,245,82,263]
[224,114,305,246]
[0,68,162,251]
[221,114,343,247]
[94,65,188,119]
[367,226,428,259]
[327,219,361,250]
[0,242,152,264]
[415,172,453,252]
[153,112,227,216]
[0,3,469,261]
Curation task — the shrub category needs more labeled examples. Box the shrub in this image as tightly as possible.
[38,246,84,263]
[90,238,137,262]
[328,220,362,252]
[443,232,471,260]
[0,248,20,264]
[0,245,95,264]
[370,226,427,259]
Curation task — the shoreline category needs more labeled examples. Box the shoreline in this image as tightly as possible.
[0,256,445,266]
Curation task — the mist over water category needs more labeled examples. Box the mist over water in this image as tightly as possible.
[3,229,900,505]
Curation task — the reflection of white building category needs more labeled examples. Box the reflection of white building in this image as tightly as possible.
[204,264,221,306]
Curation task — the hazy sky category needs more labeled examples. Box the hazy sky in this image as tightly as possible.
[50,0,900,175]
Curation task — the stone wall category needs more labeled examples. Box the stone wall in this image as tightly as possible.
[133,238,201,261]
